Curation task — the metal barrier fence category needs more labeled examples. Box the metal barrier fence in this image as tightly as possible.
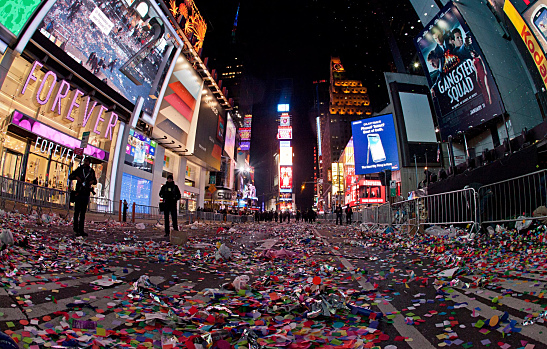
[196,211,255,223]
[479,169,547,225]
[0,176,69,213]
[133,204,163,222]
[88,197,116,215]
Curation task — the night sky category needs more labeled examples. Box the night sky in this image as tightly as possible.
[198,0,424,210]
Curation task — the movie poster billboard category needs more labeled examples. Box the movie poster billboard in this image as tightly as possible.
[414,2,504,140]
[225,113,236,160]
[279,165,292,191]
[37,0,177,115]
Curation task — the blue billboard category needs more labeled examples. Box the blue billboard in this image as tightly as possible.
[351,114,400,175]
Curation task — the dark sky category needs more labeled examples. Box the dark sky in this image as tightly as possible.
[198,0,423,209]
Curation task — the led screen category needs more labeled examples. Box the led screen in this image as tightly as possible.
[38,0,175,115]
[225,113,236,159]
[351,114,400,175]
[0,0,41,38]
[120,172,151,207]
[193,87,224,171]
[414,2,503,140]
[279,146,292,166]
[239,127,251,141]
[243,116,252,128]
[239,141,250,151]
[277,104,289,112]
[277,126,292,140]
[279,165,292,190]
[125,129,156,173]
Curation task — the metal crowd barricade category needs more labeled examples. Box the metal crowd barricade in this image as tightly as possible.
[0,175,69,213]
[133,204,162,222]
[479,169,547,225]
[88,197,116,215]
[417,188,478,229]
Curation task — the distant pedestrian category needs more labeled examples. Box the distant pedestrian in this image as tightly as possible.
[159,175,181,237]
[69,158,97,237]
[274,210,278,223]
[336,205,343,225]
[123,199,128,222]
[346,206,353,225]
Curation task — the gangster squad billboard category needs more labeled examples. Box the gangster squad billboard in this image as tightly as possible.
[414,2,504,140]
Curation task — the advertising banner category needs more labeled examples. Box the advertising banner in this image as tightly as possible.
[331,162,343,195]
[280,114,291,127]
[194,88,224,171]
[351,114,399,175]
[125,129,156,173]
[279,146,292,166]
[37,0,176,115]
[225,113,236,159]
[0,0,41,39]
[279,165,292,190]
[239,141,250,151]
[414,1,504,140]
[243,115,252,128]
[505,0,547,90]
[277,126,292,140]
[239,127,251,141]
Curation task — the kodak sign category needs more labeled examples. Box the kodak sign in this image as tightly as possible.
[504,0,547,89]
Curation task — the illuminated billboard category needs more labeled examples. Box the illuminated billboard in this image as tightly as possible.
[280,115,291,127]
[243,115,252,128]
[279,146,292,166]
[0,0,41,39]
[239,127,251,141]
[277,126,292,140]
[331,162,344,195]
[225,113,236,159]
[125,129,157,173]
[37,0,177,116]
[351,114,399,175]
[194,87,224,171]
[505,0,547,91]
[414,2,504,140]
[167,0,207,52]
[277,104,290,112]
[239,141,250,151]
[279,165,292,190]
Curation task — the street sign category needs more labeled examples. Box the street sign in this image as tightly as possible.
[74,148,84,156]
[208,184,217,193]
[80,131,90,149]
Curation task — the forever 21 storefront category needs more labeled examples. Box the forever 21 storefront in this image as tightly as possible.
[0,54,124,201]
[0,0,181,206]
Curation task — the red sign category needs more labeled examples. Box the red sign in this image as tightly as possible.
[239,127,251,141]
[74,148,84,156]
[277,126,292,140]
[279,166,292,190]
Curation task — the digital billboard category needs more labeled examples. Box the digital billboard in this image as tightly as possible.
[277,126,292,140]
[414,2,504,140]
[125,129,157,173]
[0,0,41,38]
[280,114,291,127]
[279,146,292,166]
[277,104,289,112]
[225,113,236,160]
[239,141,250,151]
[243,115,252,128]
[217,114,225,143]
[331,163,343,195]
[279,165,292,190]
[194,88,224,171]
[239,127,251,141]
[166,0,207,52]
[505,0,547,91]
[37,0,177,115]
[351,114,400,175]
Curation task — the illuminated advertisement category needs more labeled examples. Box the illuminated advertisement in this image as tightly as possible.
[505,0,547,90]
[225,113,236,159]
[414,2,504,140]
[194,88,224,171]
[344,138,354,165]
[37,0,177,115]
[351,114,399,175]
[125,129,157,173]
[280,114,291,127]
[279,146,292,166]
[167,0,207,52]
[239,127,251,141]
[277,104,289,112]
[243,115,252,128]
[279,165,292,190]
[277,126,292,140]
[331,162,344,195]
[239,141,250,151]
[217,114,225,143]
[0,0,41,39]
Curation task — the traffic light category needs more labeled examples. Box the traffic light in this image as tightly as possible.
[379,169,391,186]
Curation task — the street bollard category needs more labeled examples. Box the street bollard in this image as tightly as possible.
[132,202,136,223]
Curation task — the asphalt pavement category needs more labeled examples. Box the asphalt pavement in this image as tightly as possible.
[0,214,546,348]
